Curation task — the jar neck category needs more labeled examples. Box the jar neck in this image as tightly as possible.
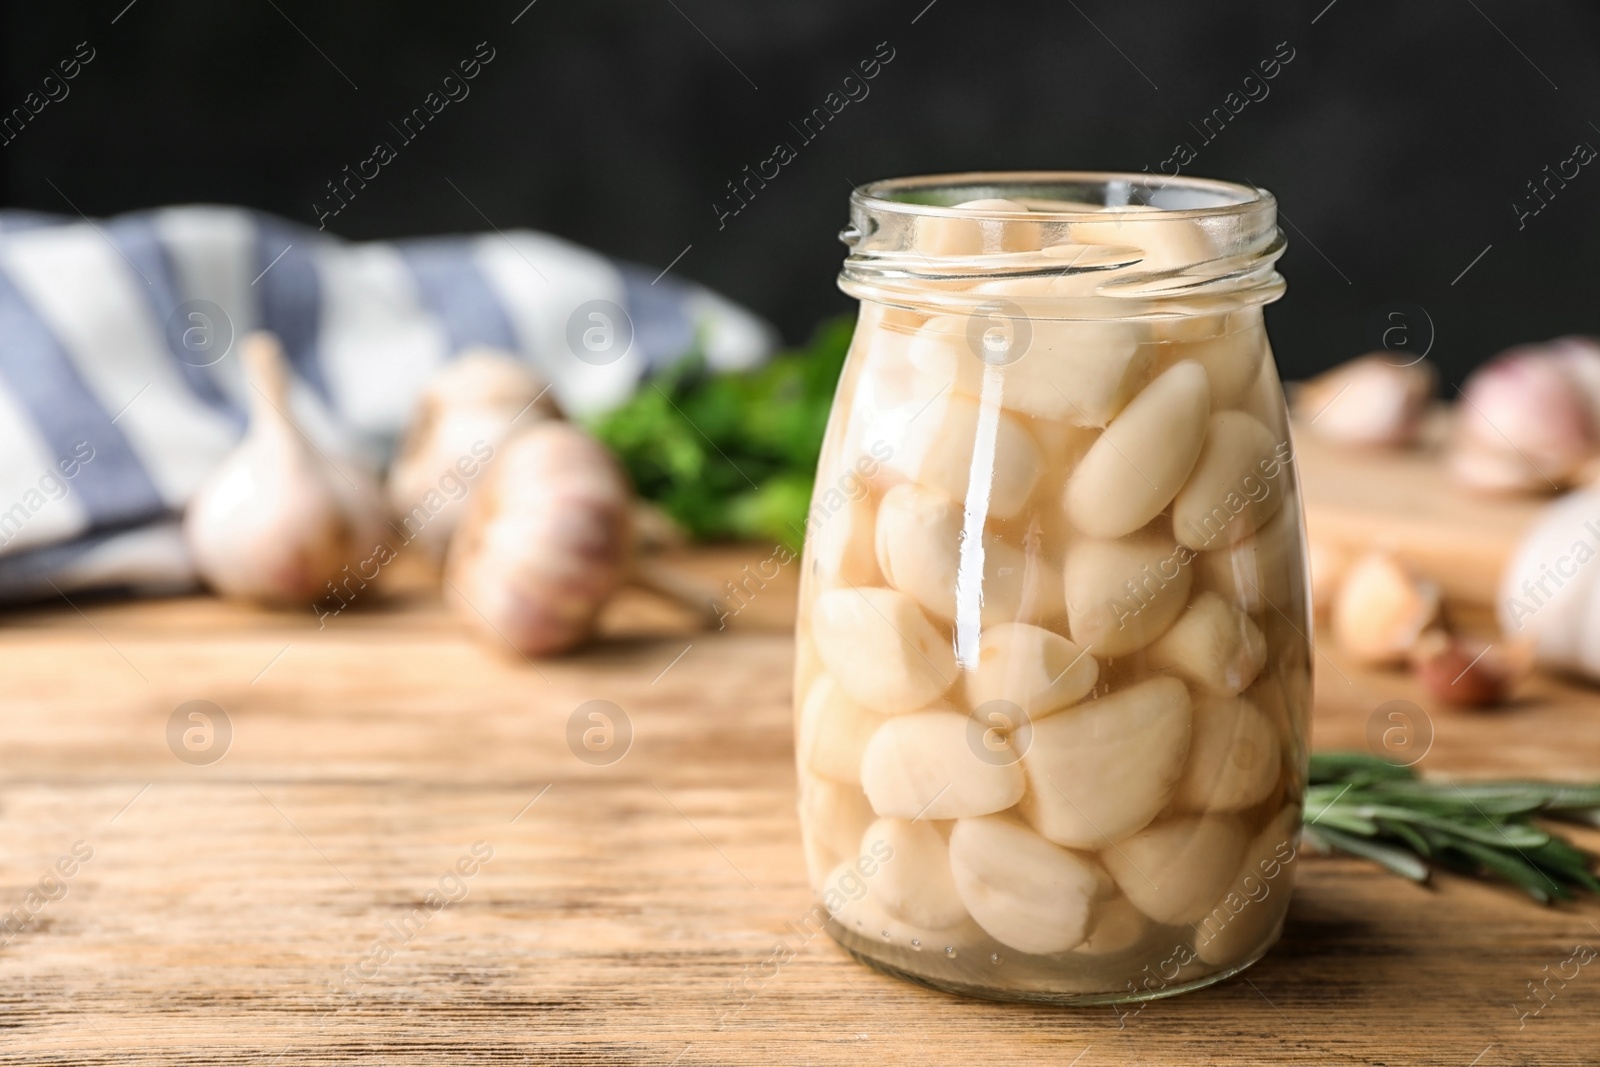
[838,172,1286,319]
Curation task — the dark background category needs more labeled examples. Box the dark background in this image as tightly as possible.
[3,0,1598,383]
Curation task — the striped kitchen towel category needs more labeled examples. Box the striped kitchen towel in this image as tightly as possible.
[0,205,775,603]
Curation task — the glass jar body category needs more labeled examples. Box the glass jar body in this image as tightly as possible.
[791,174,1310,1004]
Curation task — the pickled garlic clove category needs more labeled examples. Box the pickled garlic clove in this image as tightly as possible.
[999,320,1153,427]
[1173,693,1281,813]
[961,622,1098,720]
[809,491,883,590]
[1146,591,1267,696]
[1073,894,1152,957]
[1065,210,1217,276]
[798,675,888,785]
[948,814,1104,956]
[1065,360,1211,539]
[878,391,1043,521]
[799,775,876,885]
[811,587,956,713]
[1197,504,1299,617]
[1172,410,1287,551]
[860,711,1025,819]
[875,483,1063,626]
[821,860,986,949]
[860,818,969,929]
[1192,806,1301,966]
[914,197,1042,256]
[1018,677,1192,848]
[1063,531,1194,657]
[1104,815,1249,926]
[1156,313,1269,411]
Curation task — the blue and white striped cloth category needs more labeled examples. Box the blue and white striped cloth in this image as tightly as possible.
[0,205,775,602]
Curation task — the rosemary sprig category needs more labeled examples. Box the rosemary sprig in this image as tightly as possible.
[1302,752,1600,903]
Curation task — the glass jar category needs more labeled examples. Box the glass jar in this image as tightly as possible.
[792,172,1310,1004]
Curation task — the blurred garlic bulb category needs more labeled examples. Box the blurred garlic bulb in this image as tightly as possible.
[1498,486,1600,680]
[185,332,385,606]
[1293,354,1435,447]
[1330,552,1439,665]
[1450,337,1600,493]
[445,421,634,656]
[388,350,558,558]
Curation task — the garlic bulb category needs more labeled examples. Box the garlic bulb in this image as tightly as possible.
[185,332,386,605]
[1498,486,1600,680]
[388,350,558,558]
[1293,354,1435,447]
[444,421,634,656]
[1330,552,1439,665]
[1450,338,1600,493]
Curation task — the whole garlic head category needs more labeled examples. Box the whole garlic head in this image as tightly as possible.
[185,332,386,606]
[1293,354,1435,448]
[1450,338,1600,493]
[445,421,634,657]
[388,350,558,558]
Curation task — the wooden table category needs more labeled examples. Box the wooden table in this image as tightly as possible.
[3,548,1598,1066]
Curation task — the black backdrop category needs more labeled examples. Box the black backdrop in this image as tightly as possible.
[4,0,1600,383]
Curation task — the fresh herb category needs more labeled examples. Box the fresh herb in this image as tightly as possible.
[1303,752,1600,903]
[588,317,854,547]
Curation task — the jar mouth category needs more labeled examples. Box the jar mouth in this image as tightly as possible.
[839,171,1285,318]
[851,171,1273,223]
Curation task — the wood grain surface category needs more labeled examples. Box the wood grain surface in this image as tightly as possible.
[2,547,1599,1066]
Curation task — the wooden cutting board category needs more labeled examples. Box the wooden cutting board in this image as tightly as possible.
[2,546,1599,1065]
[1294,409,1551,605]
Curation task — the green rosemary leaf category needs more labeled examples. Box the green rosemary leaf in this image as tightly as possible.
[1311,825,1432,882]
[1377,817,1431,857]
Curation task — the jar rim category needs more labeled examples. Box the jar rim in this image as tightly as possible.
[850,170,1274,223]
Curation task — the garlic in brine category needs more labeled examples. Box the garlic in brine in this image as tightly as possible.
[184,332,386,606]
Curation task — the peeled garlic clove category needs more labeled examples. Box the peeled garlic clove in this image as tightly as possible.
[860,818,969,929]
[798,675,887,784]
[881,392,1042,520]
[1018,677,1191,848]
[915,197,1041,256]
[821,860,985,948]
[1193,807,1301,966]
[799,774,876,884]
[388,350,557,558]
[1158,312,1268,410]
[186,332,386,606]
[1174,694,1280,812]
[1001,320,1153,426]
[444,421,634,656]
[948,814,1104,955]
[962,622,1098,720]
[860,711,1024,819]
[1293,354,1435,448]
[1330,552,1439,665]
[1064,531,1194,657]
[875,483,1062,626]
[1172,411,1287,551]
[1067,210,1216,275]
[809,490,883,590]
[1104,815,1248,926]
[811,587,956,713]
[1197,504,1299,617]
[1065,361,1211,539]
[1146,591,1267,695]
[1074,894,1151,957]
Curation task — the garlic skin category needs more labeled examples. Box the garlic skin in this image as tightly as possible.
[388,350,557,558]
[1330,552,1439,665]
[185,332,386,606]
[1450,339,1600,493]
[1497,486,1600,681]
[1410,632,1531,707]
[1293,354,1435,448]
[445,422,633,657]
